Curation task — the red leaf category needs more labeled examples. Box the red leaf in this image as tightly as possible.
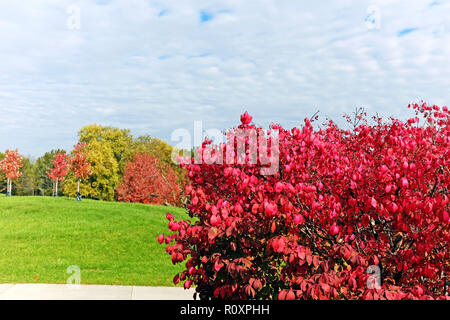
[278,290,287,300]
[312,255,320,268]
[286,290,296,300]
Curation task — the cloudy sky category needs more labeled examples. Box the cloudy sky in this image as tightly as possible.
[0,0,449,157]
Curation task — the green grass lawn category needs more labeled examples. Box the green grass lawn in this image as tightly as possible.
[0,196,188,286]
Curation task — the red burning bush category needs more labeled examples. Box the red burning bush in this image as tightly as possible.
[117,153,181,206]
[160,103,449,300]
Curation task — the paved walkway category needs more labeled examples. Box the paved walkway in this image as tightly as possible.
[0,284,195,300]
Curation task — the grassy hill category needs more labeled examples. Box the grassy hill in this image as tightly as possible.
[0,196,188,286]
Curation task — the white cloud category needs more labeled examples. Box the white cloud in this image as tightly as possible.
[0,0,449,156]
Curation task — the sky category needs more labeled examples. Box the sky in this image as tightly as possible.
[0,0,449,157]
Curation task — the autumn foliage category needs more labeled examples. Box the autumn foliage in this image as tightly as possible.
[0,149,24,180]
[117,153,182,206]
[69,141,92,197]
[70,142,92,180]
[0,149,24,195]
[46,151,71,196]
[47,151,70,181]
[160,103,449,300]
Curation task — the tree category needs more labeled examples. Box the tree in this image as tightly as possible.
[46,151,70,197]
[160,103,449,300]
[78,124,133,175]
[0,149,24,196]
[0,152,5,194]
[129,135,175,167]
[63,124,132,201]
[34,150,65,196]
[16,156,40,196]
[69,142,92,200]
[117,153,182,206]
[64,139,119,201]
[129,135,188,199]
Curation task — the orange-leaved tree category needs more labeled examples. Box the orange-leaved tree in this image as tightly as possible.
[0,149,24,196]
[46,151,71,197]
[117,153,181,206]
[70,141,92,200]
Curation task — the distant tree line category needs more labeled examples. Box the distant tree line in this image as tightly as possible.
[0,124,188,206]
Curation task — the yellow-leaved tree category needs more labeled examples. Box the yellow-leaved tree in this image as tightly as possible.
[64,124,133,201]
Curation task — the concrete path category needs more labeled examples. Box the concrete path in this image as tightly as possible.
[0,284,195,300]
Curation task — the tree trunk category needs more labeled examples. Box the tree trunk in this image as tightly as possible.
[76,179,82,201]
[6,178,11,196]
[55,179,59,197]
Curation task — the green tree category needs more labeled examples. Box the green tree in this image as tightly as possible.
[129,136,173,166]
[16,157,40,196]
[34,150,66,196]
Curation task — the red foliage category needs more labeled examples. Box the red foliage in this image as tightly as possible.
[117,153,182,206]
[0,149,24,179]
[160,102,449,300]
[46,151,71,181]
[70,142,92,180]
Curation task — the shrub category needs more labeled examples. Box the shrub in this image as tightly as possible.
[160,103,449,300]
[117,153,181,206]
